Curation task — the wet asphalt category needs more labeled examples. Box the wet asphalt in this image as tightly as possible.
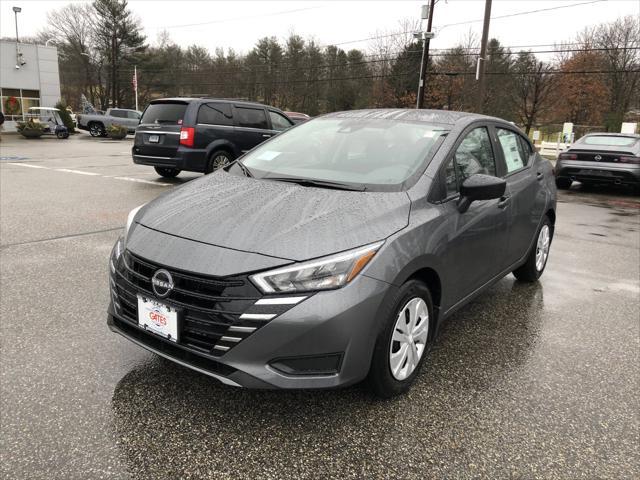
[1,133,638,479]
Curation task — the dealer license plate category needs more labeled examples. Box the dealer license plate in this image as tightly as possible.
[148,134,160,143]
[137,295,179,342]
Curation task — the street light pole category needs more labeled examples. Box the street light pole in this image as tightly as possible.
[13,6,21,43]
[416,1,436,109]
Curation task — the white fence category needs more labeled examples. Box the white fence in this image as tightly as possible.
[538,141,571,158]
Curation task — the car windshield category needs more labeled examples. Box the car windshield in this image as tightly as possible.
[141,102,188,125]
[236,117,448,189]
[581,135,638,147]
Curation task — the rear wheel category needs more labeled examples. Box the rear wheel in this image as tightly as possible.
[154,167,181,178]
[368,280,434,398]
[205,150,234,174]
[89,122,105,137]
[513,216,553,282]
[555,177,572,190]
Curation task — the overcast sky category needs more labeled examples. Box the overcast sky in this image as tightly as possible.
[1,0,638,56]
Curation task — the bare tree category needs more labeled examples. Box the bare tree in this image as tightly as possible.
[512,52,555,134]
[595,16,640,131]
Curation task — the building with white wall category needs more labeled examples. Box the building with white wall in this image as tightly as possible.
[1,40,61,129]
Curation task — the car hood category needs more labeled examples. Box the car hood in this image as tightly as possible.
[136,171,410,262]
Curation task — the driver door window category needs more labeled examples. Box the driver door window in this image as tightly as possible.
[454,127,496,181]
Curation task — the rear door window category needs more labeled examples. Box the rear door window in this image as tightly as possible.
[110,110,126,118]
[141,103,188,125]
[197,102,233,126]
[236,106,269,130]
[496,128,527,173]
[268,110,294,131]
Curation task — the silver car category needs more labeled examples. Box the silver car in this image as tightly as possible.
[555,133,640,189]
[108,109,557,397]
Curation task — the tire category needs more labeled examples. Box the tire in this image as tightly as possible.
[154,167,181,178]
[56,130,69,139]
[368,280,434,398]
[89,122,106,137]
[513,216,553,282]
[205,150,234,174]
[555,177,572,190]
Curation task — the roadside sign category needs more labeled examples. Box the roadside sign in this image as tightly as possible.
[621,122,637,134]
[532,130,541,141]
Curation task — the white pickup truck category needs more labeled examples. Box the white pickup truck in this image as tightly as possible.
[77,108,142,137]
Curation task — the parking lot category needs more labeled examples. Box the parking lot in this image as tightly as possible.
[1,132,639,479]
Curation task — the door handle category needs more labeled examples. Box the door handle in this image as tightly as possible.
[262,134,272,138]
[497,196,511,209]
[536,171,544,181]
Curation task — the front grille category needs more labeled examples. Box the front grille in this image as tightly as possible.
[112,250,267,356]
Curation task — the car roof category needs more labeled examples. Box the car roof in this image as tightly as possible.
[581,132,640,139]
[28,107,59,111]
[150,97,269,108]
[322,108,504,127]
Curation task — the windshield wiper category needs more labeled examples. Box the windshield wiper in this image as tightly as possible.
[263,177,366,191]
[235,159,253,178]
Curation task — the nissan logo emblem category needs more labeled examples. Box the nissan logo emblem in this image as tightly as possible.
[594,155,602,161]
[151,269,174,298]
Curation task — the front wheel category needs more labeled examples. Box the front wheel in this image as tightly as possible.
[368,280,434,398]
[513,216,553,282]
[154,167,181,178]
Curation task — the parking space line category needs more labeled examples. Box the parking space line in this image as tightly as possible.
[56,168,101,176]
[5,162,171,187]
[6,162,47,169]
[113,176,172,186]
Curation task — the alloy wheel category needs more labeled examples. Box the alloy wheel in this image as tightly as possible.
[212,154,231,170]
[535,224,550,271]
[389,297,429,381]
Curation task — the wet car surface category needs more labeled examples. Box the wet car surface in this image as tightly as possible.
[1,135,638,479]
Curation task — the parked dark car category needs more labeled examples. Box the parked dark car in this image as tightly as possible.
[132,98,294,177]
[555,132,640,189]
[109,109,557,397]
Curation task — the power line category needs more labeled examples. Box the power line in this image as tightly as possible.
[438,0,606,30]
[317,0,605,47]
[127,69,640,91]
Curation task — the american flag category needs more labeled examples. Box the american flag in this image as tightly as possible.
[132,67,138,90]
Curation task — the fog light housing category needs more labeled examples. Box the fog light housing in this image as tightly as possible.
[270,353,343,376]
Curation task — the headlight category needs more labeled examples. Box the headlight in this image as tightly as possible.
[124,204,144,241]
[250,241,384,294]
[110,236,123,274]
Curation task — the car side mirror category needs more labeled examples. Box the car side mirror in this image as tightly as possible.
[457,174,506,213]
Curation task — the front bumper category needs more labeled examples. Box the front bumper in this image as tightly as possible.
[132,147,208,173]
[108,251,393,389]
[556,160,640,185]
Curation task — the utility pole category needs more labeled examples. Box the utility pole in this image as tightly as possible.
[476,0,492,113]
[416,1,436,109]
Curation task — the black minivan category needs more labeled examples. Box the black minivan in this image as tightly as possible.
[132,98,294,177]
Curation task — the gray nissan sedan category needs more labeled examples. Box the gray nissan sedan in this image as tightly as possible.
[108,109,557,397]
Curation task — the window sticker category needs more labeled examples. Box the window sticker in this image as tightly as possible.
[256,151,281,161]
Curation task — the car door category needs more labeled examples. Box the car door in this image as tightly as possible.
[125,110,141,130]
[233,105,272,154]
[492,126,544,266]
[436,125,511,301]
